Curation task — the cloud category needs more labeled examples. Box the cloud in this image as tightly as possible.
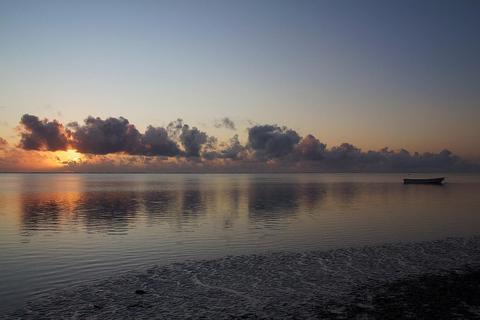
[18,114,69,151]
[180,124,208,157]
[234,118,257,127]
[68,116,142,155]
[310,146,475,172]
[323,142,365,168]
[165,118,209,157]
[0,137,8,150]
[0,147,60,172]
[201,136,219,160]
[18,115,211,158]
[219,134,247,159]
[292,134,326,161]
[67,116,185,157]
[381,148,468,172]
[214,117,236,130]
[12,114,479,172]
[166,118,185,138]
[203,134,247,160]
[140,126,181,157]
[248,124,301,159]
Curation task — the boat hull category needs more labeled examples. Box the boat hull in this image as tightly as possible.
[403,177,445,185]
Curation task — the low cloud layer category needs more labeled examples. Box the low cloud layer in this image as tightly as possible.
[17,115,211,158]
[12,114,479,173]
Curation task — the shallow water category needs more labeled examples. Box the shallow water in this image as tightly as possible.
[0,173,479,312]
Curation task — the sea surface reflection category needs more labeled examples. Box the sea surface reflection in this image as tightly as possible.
[1,173,480,312]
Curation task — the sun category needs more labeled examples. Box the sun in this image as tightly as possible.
[53,149,85,166]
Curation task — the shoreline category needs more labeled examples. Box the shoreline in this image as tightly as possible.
[5,236,480,319]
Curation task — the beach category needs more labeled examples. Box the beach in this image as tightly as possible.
[5,236,480,319]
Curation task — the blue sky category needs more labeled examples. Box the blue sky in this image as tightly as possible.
[1,0,479,171]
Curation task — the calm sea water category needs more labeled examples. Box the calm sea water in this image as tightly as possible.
[1,173,479,312]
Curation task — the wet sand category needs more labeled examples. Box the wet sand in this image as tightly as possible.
[5,236,480,319]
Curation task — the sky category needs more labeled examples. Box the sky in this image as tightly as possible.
[1,0,479,172]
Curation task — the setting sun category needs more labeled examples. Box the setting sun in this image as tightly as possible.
[54,149,84,166]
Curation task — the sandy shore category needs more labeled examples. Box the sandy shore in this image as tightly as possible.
[5,236,480,319]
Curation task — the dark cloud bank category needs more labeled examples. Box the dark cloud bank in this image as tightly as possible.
[14,114,479,172]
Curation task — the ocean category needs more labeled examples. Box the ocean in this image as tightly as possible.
[1,172,479,313]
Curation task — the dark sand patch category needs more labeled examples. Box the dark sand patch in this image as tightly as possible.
[315,266,480,319]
